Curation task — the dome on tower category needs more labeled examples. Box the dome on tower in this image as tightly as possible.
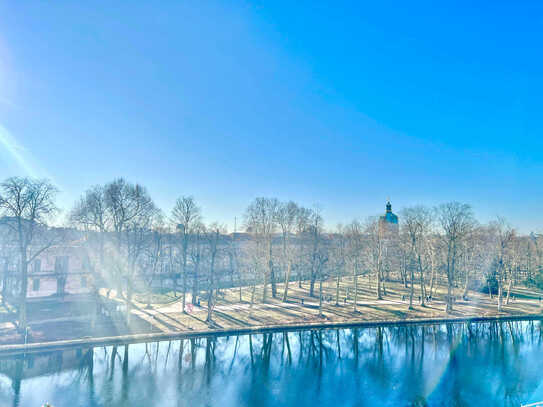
[380,201,398,224]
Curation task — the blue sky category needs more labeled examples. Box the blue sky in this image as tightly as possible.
[0,1,542,231]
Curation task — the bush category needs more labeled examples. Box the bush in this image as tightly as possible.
[533,272,543,291]
[478,275,499,295]
[524,269,543,290]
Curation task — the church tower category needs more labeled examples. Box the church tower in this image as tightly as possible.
[378,200,400,279]
[379,200,399,237]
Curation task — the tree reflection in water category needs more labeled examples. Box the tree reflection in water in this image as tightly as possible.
[0,320,542,406]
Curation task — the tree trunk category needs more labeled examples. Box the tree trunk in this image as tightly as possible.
[462,270,470,300]
[506,279,512,305]
[429,263,436,298]
[268,240,276,298]
[416,254,426,306]
[409,264,414,310]
[238,271,243,302]
[335,275,341,306]
[498,281,503,312]
[282,261,292,302]
[262,265,269,303]
[18,258,28,332]
[309,273,316,297]
[206,287,213,322]
[318,278,323,316]
[207,267,214,323]
[376,266,383,300]
[353,267,358,313]
[248,279,256,319]
[401,259,408,288]
[446,277,453,313]
[446,248,455,314]
[192,266,199,305]
[182,268,187,311]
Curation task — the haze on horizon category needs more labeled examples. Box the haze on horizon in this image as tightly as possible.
[0,1,542,232]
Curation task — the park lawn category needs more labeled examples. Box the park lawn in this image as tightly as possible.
[2,278,542,346]
[126,277,543,336]
[134,290,182,305]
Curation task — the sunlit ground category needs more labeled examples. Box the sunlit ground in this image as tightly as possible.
[124,278,543,336]
[0,278,541,346]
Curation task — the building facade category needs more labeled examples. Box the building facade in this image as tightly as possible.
[2,245,94,301]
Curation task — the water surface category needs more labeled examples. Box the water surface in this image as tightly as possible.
[1,319,542,406]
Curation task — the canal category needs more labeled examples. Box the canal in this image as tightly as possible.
[1,319,542,406]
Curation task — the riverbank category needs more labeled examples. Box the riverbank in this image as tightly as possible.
[1,278,542,354]
[1,313,542,355]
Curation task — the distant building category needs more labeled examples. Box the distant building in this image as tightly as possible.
[378,201,400,277]
[379,201,399,238]
[3,245,94,301]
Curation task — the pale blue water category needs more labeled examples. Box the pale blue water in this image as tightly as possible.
[0,320,542,407]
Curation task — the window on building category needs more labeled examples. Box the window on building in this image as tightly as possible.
[33,259,41,274]
[32,278,40,291]
[81,276,87,288]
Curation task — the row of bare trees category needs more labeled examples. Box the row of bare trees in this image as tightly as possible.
[2,176,543,331]
[70,179,233,323]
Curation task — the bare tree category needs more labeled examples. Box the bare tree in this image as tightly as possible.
[205,223,224,323]
[171,196,202,312]
[295,206,311,288]
[102,178,160,324]
[0,177,61,331]
[460,225,490,300]
[189,221,205,306]
[244,198,279,302]
[436,202,475,313]
[400,205,433,308]
[124,207,161,325]
[70,185,109,265]
[277,201,298,302]
[308,207,324,297]
[316,246,329,317]
[140,223,168,309]
[244,237,262,312]
[425,234,440,298]
[331,224,348,306]
[506,235,522,304]
[363,217,385,300]
[104,178,149,249]
[489,217,515,312]
[346,220,364,312]
[225,229,242,301]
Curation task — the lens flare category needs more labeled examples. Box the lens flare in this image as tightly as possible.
[0,124,37,176]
